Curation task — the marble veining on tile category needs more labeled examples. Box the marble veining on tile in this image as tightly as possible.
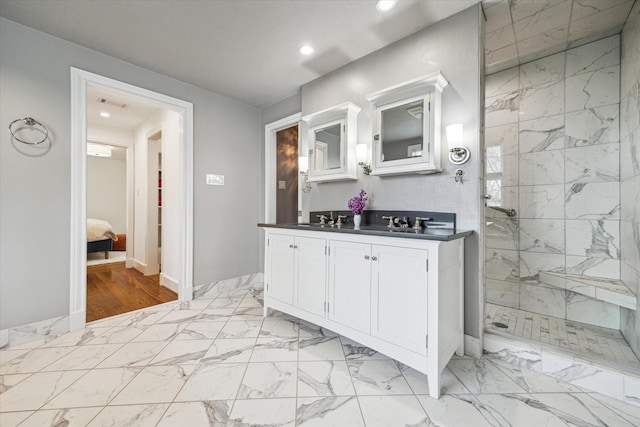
[565,143,620,184]
[485,91,519,127]
[565,182,620,219]
[519,184,565,219]
[566,65,620,113]
[518,115,565,152]
[565,104,619,147]
[2,289,640,425]
[519,79,565,121]
[566,219,620,259]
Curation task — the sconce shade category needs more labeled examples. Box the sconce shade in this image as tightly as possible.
[356,144,367,163]
[298,156,308,173]
[445,124,463,150]
[445,123,469,165]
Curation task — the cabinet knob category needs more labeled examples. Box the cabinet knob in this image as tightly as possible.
[371,256,378,261]
[364,255,370,260]
[294,245,298,249]
[289,244,294,248]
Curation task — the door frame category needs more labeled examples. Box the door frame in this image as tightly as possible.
[70,68,194,331]
[264,113,302,223]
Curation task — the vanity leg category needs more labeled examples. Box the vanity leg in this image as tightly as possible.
[428,370,441,399]
[263,305,272,318]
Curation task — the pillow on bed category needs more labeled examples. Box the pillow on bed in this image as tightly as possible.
[87,218,118,242]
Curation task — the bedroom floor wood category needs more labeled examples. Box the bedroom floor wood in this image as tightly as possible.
[86,262,177,322]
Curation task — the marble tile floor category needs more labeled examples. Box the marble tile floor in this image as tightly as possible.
[486,303,640,370]
[1,292,639,427]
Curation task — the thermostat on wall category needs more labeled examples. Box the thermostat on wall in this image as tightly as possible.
[206,174,224,186]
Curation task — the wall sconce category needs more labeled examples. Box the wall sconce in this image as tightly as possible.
[298,156,312,193]
[445,124,469,165]
[356,144,371,175]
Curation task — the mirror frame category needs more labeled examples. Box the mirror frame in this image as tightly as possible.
[374,94,430,168]
[302,102,361,182]
[310,118,344,175]
[366,72,448,176]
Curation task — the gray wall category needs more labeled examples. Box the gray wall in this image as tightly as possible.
[299,5,484,337]
[87,154,127,233]
[0,18,260,329]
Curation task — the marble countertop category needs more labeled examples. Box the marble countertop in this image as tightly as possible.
[258,223,473,241]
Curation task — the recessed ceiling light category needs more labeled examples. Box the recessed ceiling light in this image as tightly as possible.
[100,112,110,118]
[87,143,112,157]
[299,45,315,55]
[376,0,396,12]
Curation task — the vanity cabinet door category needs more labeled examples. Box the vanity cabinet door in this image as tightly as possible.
[295,236,327,317]
[266,234,295,304]
[371,245,429,355]
[328,240,372,334]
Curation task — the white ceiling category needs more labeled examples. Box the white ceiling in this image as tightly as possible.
[2,0,635,128]
[0,0,480,108]
[86,85,160,130]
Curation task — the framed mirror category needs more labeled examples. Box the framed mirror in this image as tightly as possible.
[379,96,426,163]
[302,102,360,182]
[313,120,343,172]
[366,72,448,176]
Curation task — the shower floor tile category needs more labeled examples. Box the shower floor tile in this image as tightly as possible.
[485,304,640,369]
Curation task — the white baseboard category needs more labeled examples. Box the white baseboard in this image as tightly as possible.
[0,329,9,349]
[1,315,70,350]
[133,259,147,274]
[133,259,159,276]
[69,310,86,331]
[160,273,179,294]
[464,334,481,358]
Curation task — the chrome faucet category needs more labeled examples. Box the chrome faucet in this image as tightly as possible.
[336,215,347,226]
[316,214,328,225]
[413,216,432,231]
[381,215,396,227]
[397,217,409,228]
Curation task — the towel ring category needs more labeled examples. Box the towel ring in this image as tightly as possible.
[9,117,49,145]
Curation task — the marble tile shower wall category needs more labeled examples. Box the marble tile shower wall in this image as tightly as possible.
[485,35,622,328]
[620,1,640,360]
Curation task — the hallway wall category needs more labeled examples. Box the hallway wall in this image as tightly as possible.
[0,18,260,330]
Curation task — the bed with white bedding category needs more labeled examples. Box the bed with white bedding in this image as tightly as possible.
[87,219,118,259]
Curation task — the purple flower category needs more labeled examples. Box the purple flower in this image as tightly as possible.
[347,189,368,215]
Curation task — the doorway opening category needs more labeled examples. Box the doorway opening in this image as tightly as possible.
[276,125,299,224]
[265,113,302,224]
[71,68,194,331]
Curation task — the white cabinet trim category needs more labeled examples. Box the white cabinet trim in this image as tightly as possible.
[302,102,361,182]
[366,72,448,176]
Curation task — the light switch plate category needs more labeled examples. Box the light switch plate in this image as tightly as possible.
[206,174,224,186]
[278,180,286,189]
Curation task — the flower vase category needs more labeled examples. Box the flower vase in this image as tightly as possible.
[353,214,361,228]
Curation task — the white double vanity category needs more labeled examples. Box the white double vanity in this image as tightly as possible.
[263,71,471,399]
[259,221,470,399]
